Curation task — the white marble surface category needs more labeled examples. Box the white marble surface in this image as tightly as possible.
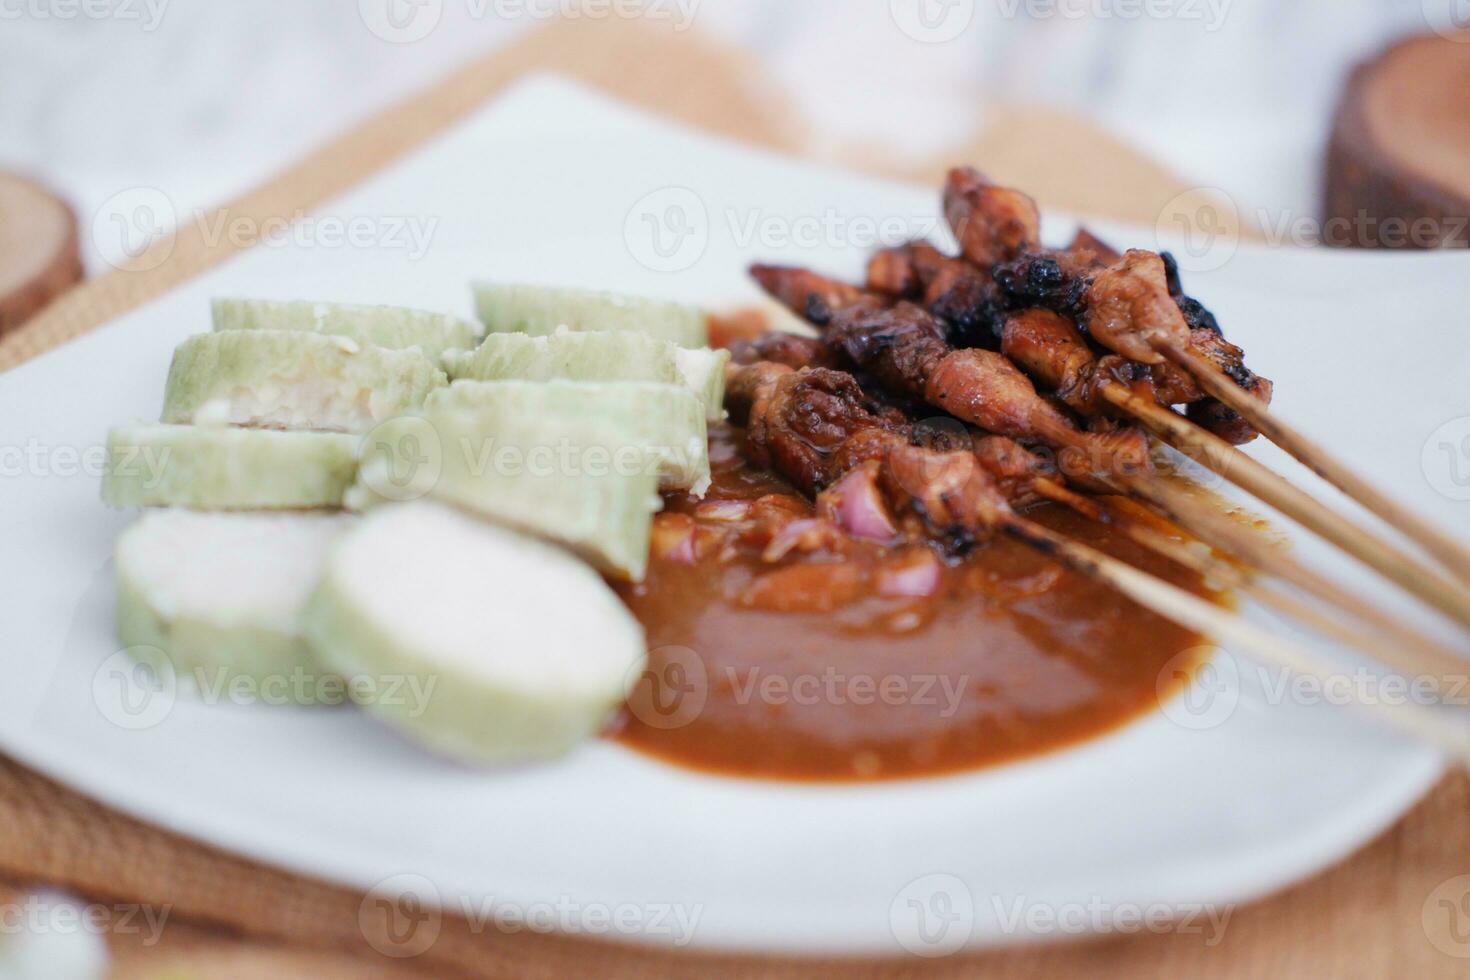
[0,0,1450,270]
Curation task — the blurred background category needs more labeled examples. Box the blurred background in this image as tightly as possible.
[0,0,1465,271]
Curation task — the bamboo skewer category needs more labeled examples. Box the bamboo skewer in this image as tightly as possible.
[1128,469,1465,665]
[1158,341,1470,587]
[1033,478,1470,684]
[1099,383,1470,631]
[1032,413,1470,661]
[1001,513,1470,765]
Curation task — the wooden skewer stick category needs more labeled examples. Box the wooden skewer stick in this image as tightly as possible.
[1001,513,1470,765]
[1158,341,1470,587]
[1140,475,1470,677]
[1100,382,1470,631]
[1033,414,1470,658]
[1034,478,1470,684]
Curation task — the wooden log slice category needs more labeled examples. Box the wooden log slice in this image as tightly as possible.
[1324,32,1470,249]
[0,172,84,334]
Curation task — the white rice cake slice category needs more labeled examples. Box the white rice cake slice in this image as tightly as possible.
[212,298,484,362]
[426,380,709,495]
[347,405,661,581]
[162,330,446,433]
[116,510,355,697]
[442,329,727,421]
[103,424,359,510]
[472,282,707,348]
[303,501,646,764]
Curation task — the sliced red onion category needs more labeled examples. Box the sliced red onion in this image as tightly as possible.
[695,499,753,523]
[650,515,698,564]
[762,518,842,562]
[827,466,898,542]
[877,551,944,598]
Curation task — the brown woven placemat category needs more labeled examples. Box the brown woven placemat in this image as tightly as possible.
[3,17,1466,978]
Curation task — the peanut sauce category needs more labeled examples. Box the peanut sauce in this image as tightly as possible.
[613,425,1221,782]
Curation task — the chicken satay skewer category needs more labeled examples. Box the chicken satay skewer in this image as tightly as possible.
[729,355,1470,690]
[1156,340,1470,587]
[969,425,1470,675]
[900,350,1470,673]
[994,300,1470,630]
[943,166,1265,432]
[1030,407,1470,649]
[731,332,1467,671]
[945,166,1470,600]
[752,265,1470,635]
[953,403,1470,675]
[1072,246,1470,608]
[729,361,1470,762]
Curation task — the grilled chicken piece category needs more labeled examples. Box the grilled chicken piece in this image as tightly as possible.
[992,252,1268,442]
[728,363,1011,551]
[1067,227,1123,267]
[727,328,931,429]
[1001,309,1094,397]
[883,443,1010,552]
[1140,327,1256,410]
[728,331,829,369]
[1186,375,1275,446]
[1173,327,1274,445]
[1002,309,1162,417]
[926,347,1080,443]
[1188,328,1271,397]
[741,368,879,492]
[993,249,1094,317]
[943,167,1041,268]
[972,434,1047,507]
[1085,250,1192,364]
[748,172,1272,447]
[1161,251,1223,335]
[824,303,1150,486]
[724,360,791,432]
[867,242,1004,348]
[924,346,1151,486]
[748,264,881,326]
[999,303,1268,445]
[730,340,1053,512]
[866,244,926,298]
[824,302,952,396]
[1147,358,1206,406]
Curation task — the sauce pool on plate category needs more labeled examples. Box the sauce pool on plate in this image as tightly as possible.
[613,426,1220,782]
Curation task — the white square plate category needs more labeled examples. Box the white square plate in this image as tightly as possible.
[2,76,1466,956]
